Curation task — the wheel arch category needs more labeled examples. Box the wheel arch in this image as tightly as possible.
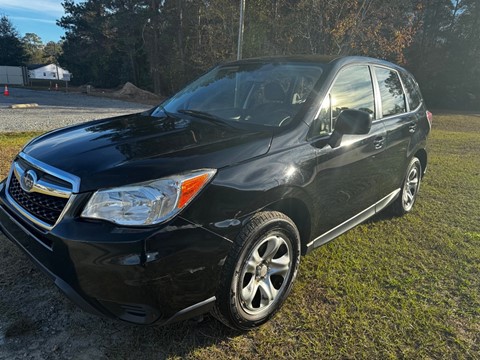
[414,148,427,177]
[265,197,312,255]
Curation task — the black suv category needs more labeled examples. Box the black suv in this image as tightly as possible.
[0,56,431,330]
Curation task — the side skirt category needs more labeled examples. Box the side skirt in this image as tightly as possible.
[305,189,400,253]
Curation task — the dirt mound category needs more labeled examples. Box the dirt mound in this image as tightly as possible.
[113,82,161,104]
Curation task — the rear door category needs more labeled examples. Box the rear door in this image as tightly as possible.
[372,66,416,199]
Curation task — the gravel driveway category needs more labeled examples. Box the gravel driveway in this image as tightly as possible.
[0,88,149,132]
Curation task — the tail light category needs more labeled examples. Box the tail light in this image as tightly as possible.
[426,111,433,128]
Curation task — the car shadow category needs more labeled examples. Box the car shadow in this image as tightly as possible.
[102,314,242,358]
[364,210,396,224]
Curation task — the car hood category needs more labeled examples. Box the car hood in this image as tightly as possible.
[22,113,273,192]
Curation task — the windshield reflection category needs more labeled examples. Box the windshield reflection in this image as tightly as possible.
[154,63,324,127]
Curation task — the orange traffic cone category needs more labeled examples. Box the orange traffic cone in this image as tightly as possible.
[3,85,9,96]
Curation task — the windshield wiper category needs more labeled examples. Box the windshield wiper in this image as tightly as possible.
[177,109,232,127]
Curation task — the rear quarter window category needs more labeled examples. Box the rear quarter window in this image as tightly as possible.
[401,71,423,110]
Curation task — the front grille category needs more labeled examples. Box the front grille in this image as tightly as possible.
[8,172,68,226]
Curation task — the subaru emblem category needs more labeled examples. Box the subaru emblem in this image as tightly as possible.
[21,170,37,193]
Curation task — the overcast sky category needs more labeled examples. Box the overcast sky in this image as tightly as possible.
[0,0,65,43]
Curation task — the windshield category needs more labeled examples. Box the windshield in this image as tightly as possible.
[153,63,324,127]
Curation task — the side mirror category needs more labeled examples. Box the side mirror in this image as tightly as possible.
[328,109,373,148]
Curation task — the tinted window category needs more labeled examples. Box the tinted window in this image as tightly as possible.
[401,71,422,110]
[331,66,375,125]
[375,67,406,117]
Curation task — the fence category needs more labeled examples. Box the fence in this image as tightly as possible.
[0,66,27,85]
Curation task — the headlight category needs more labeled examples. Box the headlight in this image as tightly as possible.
[81,169,216,226]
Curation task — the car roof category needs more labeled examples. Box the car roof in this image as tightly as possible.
[222,55,402,70]
[229,55,339,65]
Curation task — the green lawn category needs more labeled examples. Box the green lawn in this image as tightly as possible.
[1,114,479,359]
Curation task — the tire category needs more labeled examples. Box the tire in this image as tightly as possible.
[390,156,422,216]
[212,211,301,330]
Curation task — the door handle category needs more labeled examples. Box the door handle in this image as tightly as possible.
[373,136,385,149]
[408,122,417,133]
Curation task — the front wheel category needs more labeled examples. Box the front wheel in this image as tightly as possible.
[391,156,422,216]
[212,211,301,330]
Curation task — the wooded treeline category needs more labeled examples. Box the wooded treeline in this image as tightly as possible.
[1,0,479,109]
[0,17,63,67]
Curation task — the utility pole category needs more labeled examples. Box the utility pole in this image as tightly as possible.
[237,0,245,60]
[54,43,60,82]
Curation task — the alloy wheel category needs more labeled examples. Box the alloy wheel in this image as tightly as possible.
[238,234,293,315]
[402,163,420,211]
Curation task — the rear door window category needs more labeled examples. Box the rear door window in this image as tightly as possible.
[374,67,406,117]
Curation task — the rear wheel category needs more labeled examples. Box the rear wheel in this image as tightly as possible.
[391,156,422,216]
[212,211,301,330]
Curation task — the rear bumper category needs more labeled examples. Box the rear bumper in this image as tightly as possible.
[0,181,231,325]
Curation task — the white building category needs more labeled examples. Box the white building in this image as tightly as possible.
[28,64,71,81]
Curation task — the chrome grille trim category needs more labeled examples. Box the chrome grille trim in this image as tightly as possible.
[13,161,71,199]
[5,152,81,231]
[19,152,80,193]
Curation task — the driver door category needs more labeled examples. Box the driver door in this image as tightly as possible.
[309,65,387,239]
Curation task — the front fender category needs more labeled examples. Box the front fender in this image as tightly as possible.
[181,144,318,242]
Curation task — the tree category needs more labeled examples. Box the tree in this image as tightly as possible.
[59,0,151,89]
[103,0,150,87]
[22,33,44,64]
[0,16,29,65]
[53,0,479,109]
[405,0,480,108]
[58,0,125,87]
[441,0,480,108]
[43,41,63,64]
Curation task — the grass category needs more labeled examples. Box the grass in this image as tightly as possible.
[0,132,39,177]
[0,114,479,359]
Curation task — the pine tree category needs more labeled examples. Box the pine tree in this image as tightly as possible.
[0,16,29,66]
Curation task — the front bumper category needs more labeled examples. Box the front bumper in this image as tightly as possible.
[0,181,232,325]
